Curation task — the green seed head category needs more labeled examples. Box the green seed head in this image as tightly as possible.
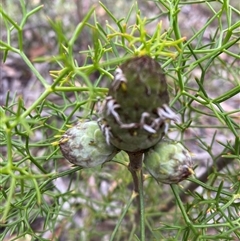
[144,139,193,184]
[100,56,178,152]
[59,121,119,168]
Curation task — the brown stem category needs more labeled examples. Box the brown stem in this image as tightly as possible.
[127,151,144,192]
[127,151,145,237]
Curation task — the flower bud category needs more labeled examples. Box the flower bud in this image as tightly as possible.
[144,139,193,184]
[59,121,119,168]
[99,56,178,152]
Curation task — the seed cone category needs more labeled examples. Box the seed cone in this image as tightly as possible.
[144,139,193,184]
[59,121,119,168]
[99,56,178,152]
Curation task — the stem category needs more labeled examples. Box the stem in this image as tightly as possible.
[127,151,145,241]
[137,168,145,240]
[110,191,137,241]
[171,184,199,237]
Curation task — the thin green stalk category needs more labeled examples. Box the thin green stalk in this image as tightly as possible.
[5,128,13,168]
[185,38,240,75]
[170,184,199,237]
[52,86,108,92]
[68,6,95,56]
[110,191,137,241]
[9,67,74,124]
[20,4,44,28]
[20,52,49,88]
[213,85,240,103]
[11,89,50,124]
[184,10,222,47]
[1,177,16,222]
[0,8,21,30]
[136,169,145,241]
[172,0,183,50]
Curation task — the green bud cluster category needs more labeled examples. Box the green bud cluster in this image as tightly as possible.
[59,121,119,168]
[144,139,193,184]
[59,56,193,184]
